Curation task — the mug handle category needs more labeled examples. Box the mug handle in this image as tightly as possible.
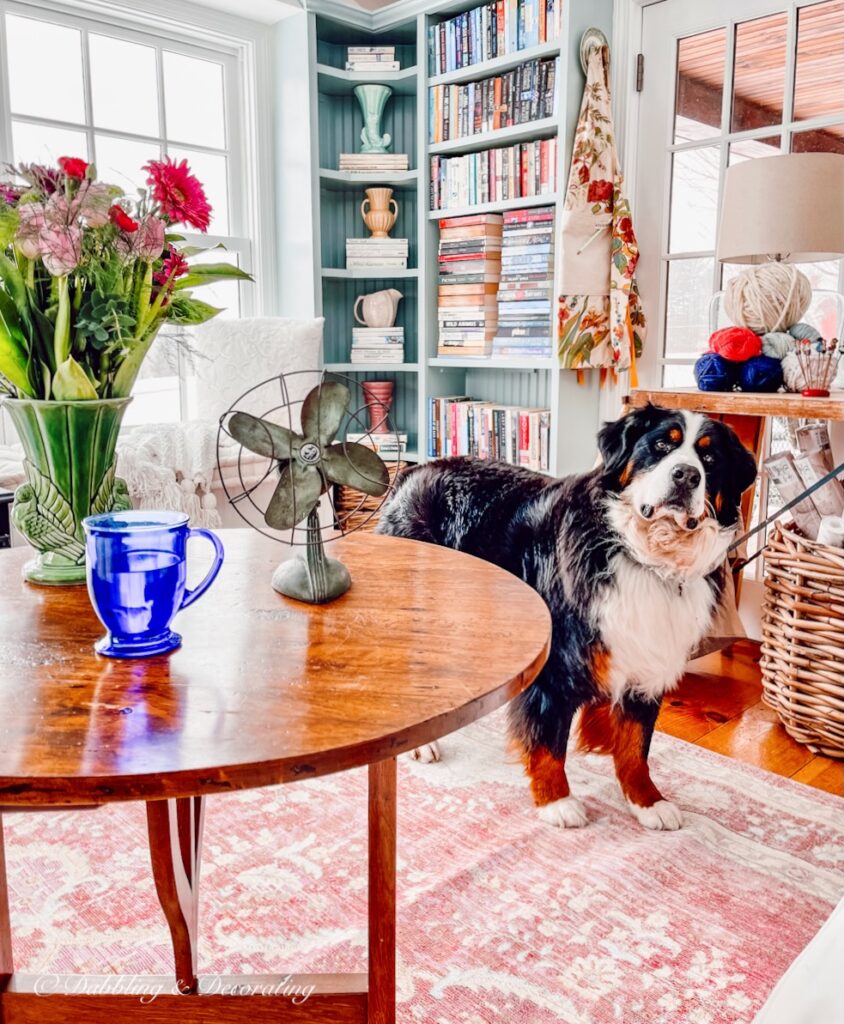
[353,295,367,325]
[180,529,225,610]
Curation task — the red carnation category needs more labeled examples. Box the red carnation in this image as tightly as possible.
[109,204,139,233]
[587,179,614,203]
[154,247,190,286]
[58,156,89,180]
[143,157,211,231]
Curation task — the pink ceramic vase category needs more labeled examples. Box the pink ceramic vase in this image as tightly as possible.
[361,381,394,434]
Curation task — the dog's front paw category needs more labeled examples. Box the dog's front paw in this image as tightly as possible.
[537,796,588,828]
[628,799,683,831]
[411,742,441,763]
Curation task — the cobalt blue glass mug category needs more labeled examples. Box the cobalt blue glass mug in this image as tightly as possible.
[83,510,225,658]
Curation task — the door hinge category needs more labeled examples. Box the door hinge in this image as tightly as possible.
[636,52,644,92]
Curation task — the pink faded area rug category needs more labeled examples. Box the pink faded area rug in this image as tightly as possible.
[5,710,843,1024]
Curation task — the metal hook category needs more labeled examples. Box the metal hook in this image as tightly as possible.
[579,27,609,75]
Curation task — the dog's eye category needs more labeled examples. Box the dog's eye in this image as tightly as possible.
[655,440,671,452]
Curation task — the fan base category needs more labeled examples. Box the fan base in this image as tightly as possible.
[272,553,352,604]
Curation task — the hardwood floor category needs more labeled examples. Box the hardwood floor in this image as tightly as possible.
[656,640,843,797]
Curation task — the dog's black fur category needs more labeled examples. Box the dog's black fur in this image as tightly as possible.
[377,405,757,826]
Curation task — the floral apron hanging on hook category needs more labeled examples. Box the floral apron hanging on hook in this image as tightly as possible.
[558,43,646,384]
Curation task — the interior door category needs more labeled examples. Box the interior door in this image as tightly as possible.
[634,0,844,388]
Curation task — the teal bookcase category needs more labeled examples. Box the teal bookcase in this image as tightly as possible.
[305,0,614,476]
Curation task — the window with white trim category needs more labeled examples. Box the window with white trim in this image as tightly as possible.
[0,0,253,424]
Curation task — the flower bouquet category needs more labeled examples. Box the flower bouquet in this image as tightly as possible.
[0,155,250,583]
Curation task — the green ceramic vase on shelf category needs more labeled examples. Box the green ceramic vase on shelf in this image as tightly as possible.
[3,398,132,585]
[354,84,393,154]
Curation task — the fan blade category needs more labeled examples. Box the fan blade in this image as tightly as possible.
[301,382,350,445]
[323,442,390,497]
[228,411,295,459]
[265,462,324,531]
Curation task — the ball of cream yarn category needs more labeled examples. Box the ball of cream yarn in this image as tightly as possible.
[724,263,811,334]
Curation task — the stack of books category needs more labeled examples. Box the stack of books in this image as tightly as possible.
[346,45,400,72]
[437,213,503,358]
[427,395,550,472]
[430,138,557,211]
[428,1,563,75]
[339,153,410,173]
[493,205,554,359]
[346,431,408,456]
[429,56,557,143]
[351,326,405,364]
[346,238,409,269]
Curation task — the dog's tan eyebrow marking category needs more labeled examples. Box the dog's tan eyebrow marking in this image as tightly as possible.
[697,435,712,448]
[669,427,682,443]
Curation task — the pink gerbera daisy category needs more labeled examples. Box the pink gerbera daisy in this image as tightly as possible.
[143,157,211,231]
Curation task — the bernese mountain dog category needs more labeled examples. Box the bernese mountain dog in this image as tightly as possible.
[376,404,757,831]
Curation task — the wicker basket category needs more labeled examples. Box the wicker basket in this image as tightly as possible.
[333,460,406,534]
[760,522,844,758]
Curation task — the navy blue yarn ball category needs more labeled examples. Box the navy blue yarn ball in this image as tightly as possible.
[694,352,736,392]
[738,354,784,393]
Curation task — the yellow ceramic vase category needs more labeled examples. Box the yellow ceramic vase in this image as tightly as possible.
[360,188,399,238]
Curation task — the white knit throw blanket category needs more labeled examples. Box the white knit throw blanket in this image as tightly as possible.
[0,421,223,528]
[117,421,222,528]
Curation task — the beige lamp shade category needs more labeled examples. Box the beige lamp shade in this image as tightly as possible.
[717,153,844,264]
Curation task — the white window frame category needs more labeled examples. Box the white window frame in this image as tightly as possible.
[0,0,277,433]
[622,0,844,389]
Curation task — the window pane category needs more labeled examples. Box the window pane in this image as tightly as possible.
[188,249,241,319]
[168,147,229,233]
[791,124,844,153]
[12,120,88,165]
[674,29,726,143]
[90,34,159,137]
[122,376,181,426]
[731,13,788,132]
[794,0,844,122]
[663,363,696,387]
[665,257,715,358]
[95,135,160,194]
[729,135,781,163]
[163,52,226,149]
[669,147,719,253]
[6,15,85,123]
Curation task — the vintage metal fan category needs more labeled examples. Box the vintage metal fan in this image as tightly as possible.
[217,371,393,603]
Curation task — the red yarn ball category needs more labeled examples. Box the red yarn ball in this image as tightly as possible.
[708,326,762,362]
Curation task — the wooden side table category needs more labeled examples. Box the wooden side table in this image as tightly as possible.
[0,531,550,1023]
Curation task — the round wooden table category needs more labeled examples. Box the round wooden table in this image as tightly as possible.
[0,530,550,1024]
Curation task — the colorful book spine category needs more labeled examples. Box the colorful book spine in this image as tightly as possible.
[430,137,557,211]
[427,396,550,472]
[428,56,557,143]
[428,0,562,76]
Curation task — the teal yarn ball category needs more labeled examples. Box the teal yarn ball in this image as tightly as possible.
[787,322,823,344]
[739,355,784,393]
[761,331,794,360]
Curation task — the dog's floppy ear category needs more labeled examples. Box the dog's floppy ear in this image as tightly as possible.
[597,404,663,484]
[706,421,758,527]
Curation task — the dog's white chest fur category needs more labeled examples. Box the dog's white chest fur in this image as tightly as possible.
[597,556,716,702]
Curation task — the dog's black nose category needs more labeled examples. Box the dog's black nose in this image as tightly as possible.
[671,463,701,489]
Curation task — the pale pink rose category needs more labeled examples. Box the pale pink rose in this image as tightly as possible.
[16,202,47,259]
[40,222,82,276]
[74,181,114,228]
[135,215,165,261]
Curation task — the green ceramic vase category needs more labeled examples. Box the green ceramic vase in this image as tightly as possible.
[354,84,393,154]
[3,397,132,585]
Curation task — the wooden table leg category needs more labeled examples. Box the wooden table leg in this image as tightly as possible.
[146,796,205,995]
[368,758,396,1024]
[0,814,13,981]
